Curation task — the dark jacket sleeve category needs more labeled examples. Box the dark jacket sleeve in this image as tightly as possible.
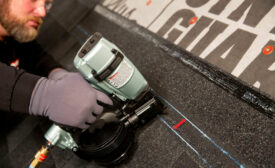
[0,62,41,113]
[19,41,63,77]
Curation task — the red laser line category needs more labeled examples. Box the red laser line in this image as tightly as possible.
[173,119,186,130]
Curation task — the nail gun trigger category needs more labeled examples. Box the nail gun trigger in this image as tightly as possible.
[97,100,117,111]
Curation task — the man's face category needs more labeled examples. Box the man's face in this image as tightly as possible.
[0,0,52,42]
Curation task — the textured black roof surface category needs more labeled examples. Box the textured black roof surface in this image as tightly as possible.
[0,0,273,168]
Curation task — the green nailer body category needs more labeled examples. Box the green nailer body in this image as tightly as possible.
[74,32,148,101]
[31,32,164,168]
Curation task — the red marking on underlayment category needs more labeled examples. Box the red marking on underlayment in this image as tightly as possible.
[146,0,152,6]
[173,119,186,130]
[262,45,274,55]
[189,17,197,24]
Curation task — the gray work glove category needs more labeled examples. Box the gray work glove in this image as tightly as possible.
[29,69,113,129]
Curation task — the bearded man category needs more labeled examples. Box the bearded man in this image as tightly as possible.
[0,0,112,129]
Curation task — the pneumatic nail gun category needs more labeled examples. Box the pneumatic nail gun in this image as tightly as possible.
[29,32,164,167]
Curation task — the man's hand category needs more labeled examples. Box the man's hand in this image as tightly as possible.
[29,69,113,129]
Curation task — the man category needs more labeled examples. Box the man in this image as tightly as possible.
[0,0,112,129]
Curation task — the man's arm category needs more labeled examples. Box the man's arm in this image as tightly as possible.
[0,62,112,129]
[0,62,40,113]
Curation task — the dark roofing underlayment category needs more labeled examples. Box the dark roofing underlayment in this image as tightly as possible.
[0,0,273,168]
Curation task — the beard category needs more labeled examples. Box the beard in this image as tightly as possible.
[0,0,43,43]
